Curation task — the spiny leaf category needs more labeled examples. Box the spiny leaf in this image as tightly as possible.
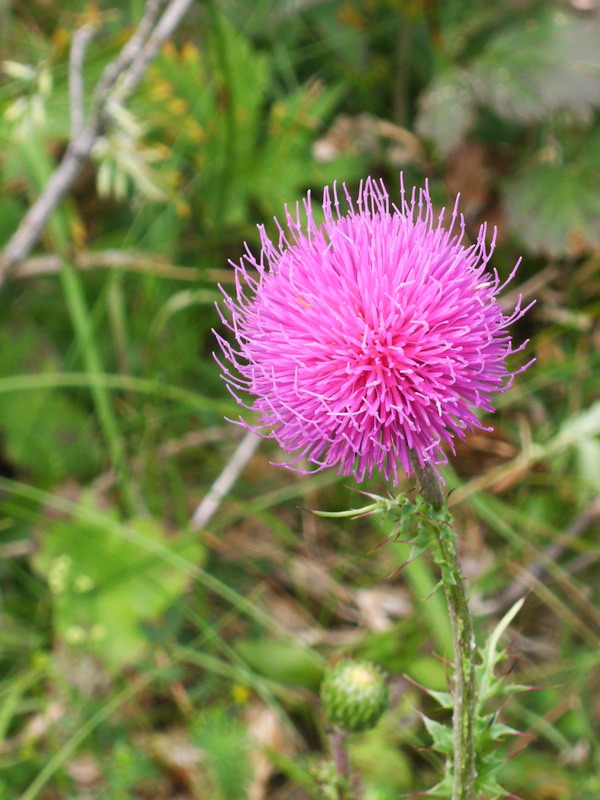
[488,723,526,742]
[420,714,453,756]
[422,772,453,798]
[403,674,453,710]
[503,162,600,257]
[469,10,600,123]
[416,68,475,155]
[423,689,454,711]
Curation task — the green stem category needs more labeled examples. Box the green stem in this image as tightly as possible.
[410,454,477,800]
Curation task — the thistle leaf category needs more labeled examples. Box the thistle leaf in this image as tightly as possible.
[421,715,453,756]
[424,689,454,710]
[469,11,600,122]
[503,162,600,257]
[416,69,475,155]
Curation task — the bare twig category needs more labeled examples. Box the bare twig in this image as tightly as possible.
[0,128,97,278]
[190,431,261,530]
[0,539,36,558]
[69,23,97,138]
[13,249,204,281]
[0,0,195,284]
[12,249,235,284]
[113,0,195,103]
[499,263,558,311]
[93,0,169,104]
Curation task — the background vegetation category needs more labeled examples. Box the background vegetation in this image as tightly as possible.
[1,1,599,798]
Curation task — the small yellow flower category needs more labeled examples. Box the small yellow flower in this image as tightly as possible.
[231,684,251,705]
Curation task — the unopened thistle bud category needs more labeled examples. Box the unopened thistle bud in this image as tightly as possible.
[321,660,389,733]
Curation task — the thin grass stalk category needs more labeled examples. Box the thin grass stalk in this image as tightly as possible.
[59,261,136,513]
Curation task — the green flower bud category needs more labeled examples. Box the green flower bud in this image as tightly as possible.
[320,659,389,733]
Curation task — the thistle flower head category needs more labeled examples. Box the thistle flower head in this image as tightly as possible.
[215,176,531,484]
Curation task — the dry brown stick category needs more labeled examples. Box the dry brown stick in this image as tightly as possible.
[93,0,169,103]
[190,431,261,531]
[113,0,193,101]
[0,127,96,279]
[0,0,195,284]
[499,263,558,311]
[13,250,205,281]
[69,23,98,139]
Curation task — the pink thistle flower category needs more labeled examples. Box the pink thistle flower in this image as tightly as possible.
[214,176,532,485]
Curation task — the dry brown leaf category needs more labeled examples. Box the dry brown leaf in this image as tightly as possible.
[313,113,424,166]
[259,589,317,632]
[0,701,65,757]
[288,556,360,624]
[149,729,203,798]
[446,142,491,219]
[244,701,299,800]
[354,587,410,632]
[452,427,519,479]
[66,753,102,787]
[23,701,64,741]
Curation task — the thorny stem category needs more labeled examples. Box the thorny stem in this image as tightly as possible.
[409,453,477,800]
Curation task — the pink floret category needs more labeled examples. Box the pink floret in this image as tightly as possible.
[215,176,532,484]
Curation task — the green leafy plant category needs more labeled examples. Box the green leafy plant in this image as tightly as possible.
[419,598,528,798]
[32,497,203,670]
[192,709,253,800]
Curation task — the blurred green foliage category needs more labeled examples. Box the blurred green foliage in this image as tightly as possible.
[32,499,204,670]
[0,1,599,799]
